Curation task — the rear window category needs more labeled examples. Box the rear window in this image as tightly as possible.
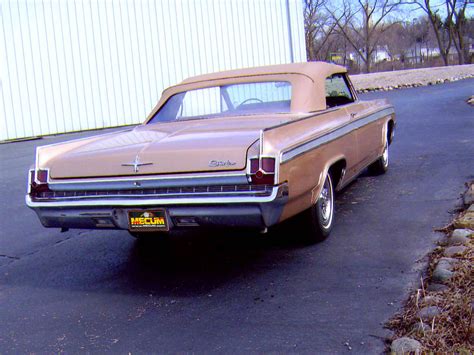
[148,81,292,123]
[325,73,354,108]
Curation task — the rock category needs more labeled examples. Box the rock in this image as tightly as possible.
[437,257,458,270]
[391,337,422,354]
[422,295,441,306]
[427,283,448,292]
[411,321,432,335]
[418,306,441,321]
[444,245,467,257]
[468,205,474,213]
[453,212,474,229]
[432,264,453,282]
[451,229,473,238]
[463,186,474,205]
[448,234,469,246]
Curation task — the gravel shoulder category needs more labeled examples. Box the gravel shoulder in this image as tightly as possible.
[388,184,474,353]
[351,64,474,92]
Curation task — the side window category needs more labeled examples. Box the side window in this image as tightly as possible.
[325,74,354,108]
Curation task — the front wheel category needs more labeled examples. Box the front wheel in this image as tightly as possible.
[300,173,335,244]
[368,142,389,175]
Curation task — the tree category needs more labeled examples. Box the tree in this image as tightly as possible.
[304,0,338,61]
[409,17,436,63]
[448,0,471,64]
[326,0,405,73]
[410,0,455,65]
[382,21,412,63]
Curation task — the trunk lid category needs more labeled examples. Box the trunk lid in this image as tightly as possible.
[47,115,291,179]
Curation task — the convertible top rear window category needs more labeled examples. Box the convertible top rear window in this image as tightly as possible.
[148,81,292,124]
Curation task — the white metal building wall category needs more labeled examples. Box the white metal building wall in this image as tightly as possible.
[0,0,307,141]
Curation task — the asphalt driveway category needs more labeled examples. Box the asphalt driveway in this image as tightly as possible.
[0,79,473,353]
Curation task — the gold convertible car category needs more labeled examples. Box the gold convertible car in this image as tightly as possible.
[26,62,395,243]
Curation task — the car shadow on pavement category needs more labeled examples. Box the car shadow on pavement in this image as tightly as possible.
[0,225,309,298]
[120,225,308,296]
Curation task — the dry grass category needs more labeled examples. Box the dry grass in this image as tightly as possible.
[387,227,474,352]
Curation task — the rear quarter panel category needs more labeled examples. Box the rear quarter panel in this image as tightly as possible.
[262,100,395,222]
[261,109,355,220]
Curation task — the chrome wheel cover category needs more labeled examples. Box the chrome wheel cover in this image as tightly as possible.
[382,143,389,168]
[319,175,333,228]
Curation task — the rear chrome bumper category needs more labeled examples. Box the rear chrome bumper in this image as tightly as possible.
[26,184,288,231]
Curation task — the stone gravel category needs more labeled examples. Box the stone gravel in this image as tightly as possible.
[351,64,474,92]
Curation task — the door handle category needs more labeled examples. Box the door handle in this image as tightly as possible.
[350,112,358,118]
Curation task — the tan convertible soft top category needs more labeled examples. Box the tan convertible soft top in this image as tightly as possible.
[180,62,346,85]
[148,62,348,118]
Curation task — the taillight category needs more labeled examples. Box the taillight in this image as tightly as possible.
[248,157,276,185]
[37,169,48,183]
[30,169,51,194]
[250,158,259,174]
[261,158,275,173]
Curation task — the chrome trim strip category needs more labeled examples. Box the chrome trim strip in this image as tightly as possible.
[281,107,394,163]
[48,175,250,191]
[31,184,272,200]
[26,185,287,208]
[262,107,339,132]
[44,171,247,186]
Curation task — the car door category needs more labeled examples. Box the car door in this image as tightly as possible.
[333,74,383,173]
[324,73,361,183]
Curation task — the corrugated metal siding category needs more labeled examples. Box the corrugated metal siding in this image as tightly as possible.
[0,0,306,141]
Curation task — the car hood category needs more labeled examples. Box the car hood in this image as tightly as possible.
[43,115,294,179]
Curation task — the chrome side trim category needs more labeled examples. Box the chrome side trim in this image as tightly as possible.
[281,106,394,163]
[262,107,339,132]
[26,184,288,208]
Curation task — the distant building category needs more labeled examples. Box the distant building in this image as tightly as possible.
[406,45,441,63]
[346,45,391,65]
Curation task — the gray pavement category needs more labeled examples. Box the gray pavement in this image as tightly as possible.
[0,79,473,353]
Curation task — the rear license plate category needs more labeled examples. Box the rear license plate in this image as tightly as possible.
[128,209,169,232]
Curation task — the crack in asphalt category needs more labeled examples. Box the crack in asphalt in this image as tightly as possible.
[0,234,75,268]
[0,254,20,260]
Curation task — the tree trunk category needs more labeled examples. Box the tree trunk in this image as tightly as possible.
[365,51,371,73]
[428,15,449,66]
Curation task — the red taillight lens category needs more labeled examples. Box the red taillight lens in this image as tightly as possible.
[32,183,51,193]
[250,158,259,174]
[248,157,276,185]
[250,172,275,185]
[30,169,51,195]
[37,169,48,183]
[261,158,275,173]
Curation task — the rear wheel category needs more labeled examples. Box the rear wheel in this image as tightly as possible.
[368,141,389,175]
[300,173,335,244]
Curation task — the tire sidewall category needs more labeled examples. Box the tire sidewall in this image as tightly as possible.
[310,173,334,239]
